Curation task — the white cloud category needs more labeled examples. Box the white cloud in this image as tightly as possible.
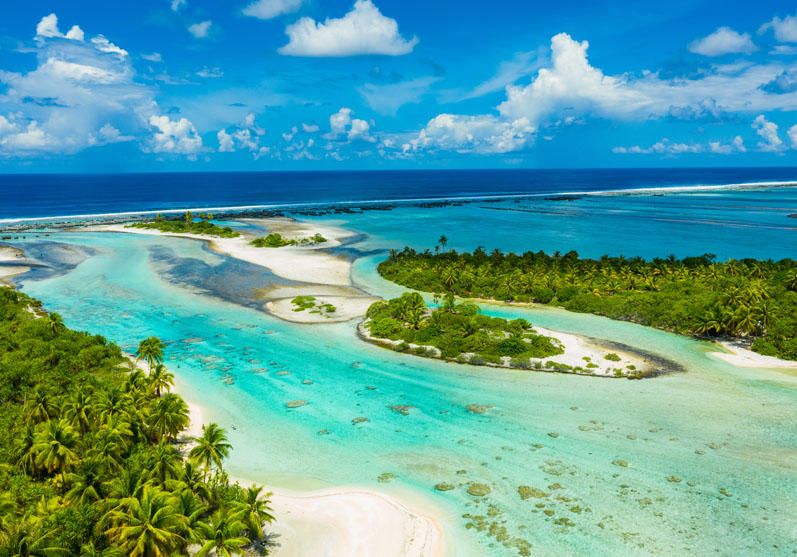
[760,14,797,43]
[359,76,438,116]
[613,136,746,155]
[216,113,269,158]
[771,45,797,55]
[282,126,298,141]
[751,114,784,151]
[0,15,160,157]
[141,52,163,62]
[688,27,756,56]
[188,21,212,39]
[302,122,319,133]
[788,124,797,148]
[196,66,224,78]
[243,0,303,20]
[404,114,535,155]
[279,0,417,57]
[403,31,797,156]
[91,36,128,58]
[148,115,203,157]
[324,107,375,142]
[171,0,186,12]
[709,136,746,154]
[35,13,84,42]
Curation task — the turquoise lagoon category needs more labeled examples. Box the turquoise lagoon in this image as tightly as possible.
[10,187,797,556]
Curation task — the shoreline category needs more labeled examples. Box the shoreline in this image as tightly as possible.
[357,319,661,378]
[1,179,794,226]
[172,379,446,557]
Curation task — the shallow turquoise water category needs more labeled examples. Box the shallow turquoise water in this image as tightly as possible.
[10,187,797,556]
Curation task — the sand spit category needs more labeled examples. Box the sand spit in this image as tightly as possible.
[711,340,797,370]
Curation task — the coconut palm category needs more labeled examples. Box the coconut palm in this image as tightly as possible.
[65,458,105,505]
[148,393,189,443]
[189,423,232,477]
[148,442,182,485]
[147,364,174,397]
[196,509,250,557]
[234,485,275,539]
[62,389,94,434]
[103,487,185,557]
[31,419,78,475]
[135,337,166,370]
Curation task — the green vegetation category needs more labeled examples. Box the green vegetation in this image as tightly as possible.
[364,292,562,367]
[290,296,336,317]
[0,287,274,555]
[249,232,326,248]
[378,247,797,361]
[128,211,240,238]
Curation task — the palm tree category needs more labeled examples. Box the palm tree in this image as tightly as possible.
[62,389,94,434]
[438,235,448,250]
[196,509,250,557]
[147,364,174,397]
[27,387,54,424]
[135,337,166,370]
[148,442,183,485]
[148,394,189,443]
[45,312,64,337]
[785,269,797,292]
[172,489,209,554]
[65,458,105,505]
[235,485,275,539]
[189,424,232,477]
[103,487,185,557]
[31,419,78,475]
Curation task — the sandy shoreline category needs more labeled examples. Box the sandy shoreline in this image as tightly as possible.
[710,340,797,370]
[173,383,445,557]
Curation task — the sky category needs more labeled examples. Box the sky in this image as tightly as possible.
[2,1,797,172]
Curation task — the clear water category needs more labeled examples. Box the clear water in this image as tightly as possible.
[8,184,797,556]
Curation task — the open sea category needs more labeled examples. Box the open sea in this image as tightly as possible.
[2,168,796,556]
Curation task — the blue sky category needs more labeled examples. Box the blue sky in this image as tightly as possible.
[1,0,797,171]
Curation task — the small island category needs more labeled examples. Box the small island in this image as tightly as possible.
[359,292,648,377]
[378,247,797,362]
[127,211,240,238]
[249,232,327,247]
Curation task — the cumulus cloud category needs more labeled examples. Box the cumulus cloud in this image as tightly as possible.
[216,113,269,158]
[404,114,535,155]
[279,0,417,57]
[0,15,161,157]
[171,0,186,12]
[760,14,797,43]
[788,124,797,148]
[324,107,375,142]
[35,13,84,41]
[148,115,203,157]
[243,0,303,20]
[613,136,745,155]
[302,122,319,133]
[688,27,756,56]
[359,76,439,116]
[188,21,212,39]
[403,31,797,156]
[196,66,223,78]
[751,114,784,151]
[141,52,163,62]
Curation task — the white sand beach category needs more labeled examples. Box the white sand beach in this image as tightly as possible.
[175,385,445,557]
[710,340,797,370]
[266,295,380,323]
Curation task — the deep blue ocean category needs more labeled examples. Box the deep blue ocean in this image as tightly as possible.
[2,167,796,220]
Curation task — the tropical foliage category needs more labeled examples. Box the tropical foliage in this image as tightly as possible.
[364,292,562,366]
[0,287,275,555]
[128,211,240,238]
[249,232,326,248]
[378,247,797,360]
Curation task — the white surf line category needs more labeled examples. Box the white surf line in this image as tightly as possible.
[2,179,795,225]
